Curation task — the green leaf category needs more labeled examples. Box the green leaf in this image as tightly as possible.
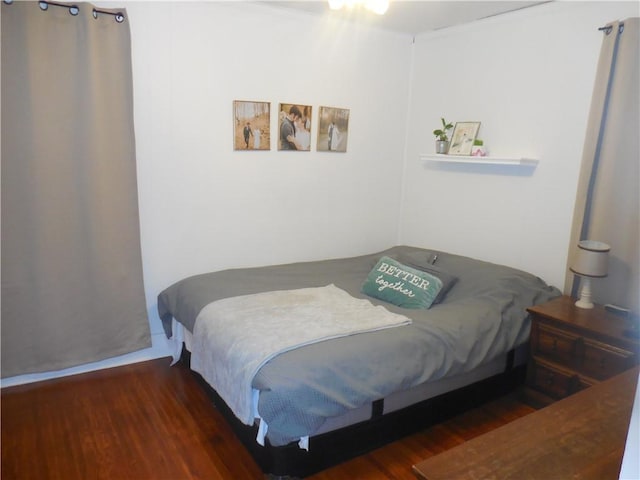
[434,118,453,140]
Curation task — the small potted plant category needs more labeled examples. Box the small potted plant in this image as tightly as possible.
[471,138,487,157]
[433,118,453,154]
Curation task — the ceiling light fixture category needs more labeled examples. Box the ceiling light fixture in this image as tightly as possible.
[328,0,389,15]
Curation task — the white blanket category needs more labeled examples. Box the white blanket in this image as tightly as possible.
[190,284,411,425]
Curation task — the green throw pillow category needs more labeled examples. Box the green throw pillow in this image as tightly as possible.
[361,256,443,309]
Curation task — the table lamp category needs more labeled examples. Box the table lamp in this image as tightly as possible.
[570,240,610,309]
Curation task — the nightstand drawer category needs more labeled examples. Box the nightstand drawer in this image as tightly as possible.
[525,296,640,408]
[533,324,580,366]
[529,359,578,400]
[580,340,635,380]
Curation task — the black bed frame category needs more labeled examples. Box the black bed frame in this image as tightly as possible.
[182,347,525,479]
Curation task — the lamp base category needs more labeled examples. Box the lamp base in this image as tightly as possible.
[575,277,595,309]
[575,298,595,309]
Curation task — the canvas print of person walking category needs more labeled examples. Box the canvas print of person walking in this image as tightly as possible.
[233,101,271,151]
[317,106,349,153]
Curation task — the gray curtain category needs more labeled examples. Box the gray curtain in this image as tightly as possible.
[1,1,151,377]
[566,18,639,314]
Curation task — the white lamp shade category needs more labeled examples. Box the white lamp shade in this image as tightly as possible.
[570,240,610,278]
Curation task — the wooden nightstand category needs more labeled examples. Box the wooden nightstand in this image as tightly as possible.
[524,295,639,407]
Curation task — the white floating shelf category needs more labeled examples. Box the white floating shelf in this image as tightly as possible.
[420,154,538,167]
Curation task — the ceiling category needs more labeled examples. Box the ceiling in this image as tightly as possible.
[261,1,548,36]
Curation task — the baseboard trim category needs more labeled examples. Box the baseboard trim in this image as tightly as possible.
[1,332,172,388]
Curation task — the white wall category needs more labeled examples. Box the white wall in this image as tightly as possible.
[400,1,639,290]
[131,1,412,329]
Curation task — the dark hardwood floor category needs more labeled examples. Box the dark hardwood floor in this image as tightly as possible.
[1,358,534,479]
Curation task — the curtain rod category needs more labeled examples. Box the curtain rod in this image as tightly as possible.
[2,0,125,23]
[598,23,624,35]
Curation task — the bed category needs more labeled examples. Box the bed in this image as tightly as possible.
[158,245,561,477]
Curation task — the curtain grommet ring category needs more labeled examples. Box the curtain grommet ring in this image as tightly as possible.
[93,8,126,23]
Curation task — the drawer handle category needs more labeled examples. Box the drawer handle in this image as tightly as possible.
[545,372,555,385]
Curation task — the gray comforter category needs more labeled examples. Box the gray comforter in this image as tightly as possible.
[158,246,561,446]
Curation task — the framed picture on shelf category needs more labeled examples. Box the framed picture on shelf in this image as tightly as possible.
[278,103,312,151]
[448,121,481,155]
[233,100,271,151]
[317,106,350,152]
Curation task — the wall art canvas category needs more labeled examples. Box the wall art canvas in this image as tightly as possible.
[278,103,312,151]
[317,106,349,152]
[233,100,271,151]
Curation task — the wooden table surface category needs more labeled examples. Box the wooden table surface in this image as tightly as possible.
[413,366,639,480]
